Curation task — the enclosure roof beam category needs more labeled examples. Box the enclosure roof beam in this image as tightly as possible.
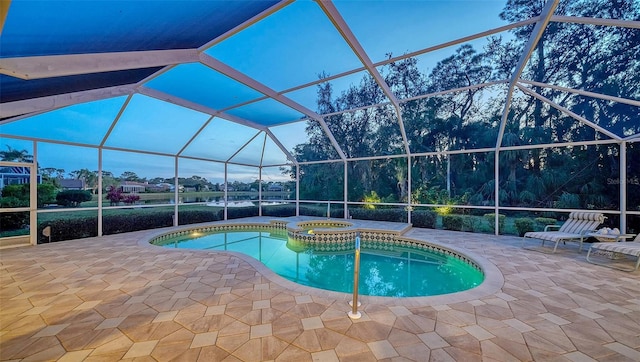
[0,84,137,119]
[226,130,262,163]
[199,53,347,160]
[623,134,640,142]
[551,15,640,29]
[138,86,266,131]
[176,115,216,157]
[270,18,537,104]
[0,49,199,80]
[265,128,299,166]
[139,87,298,165]
[198,0,294,51]
[316,0,411,156]
[199,54,317,126]
[516,84,621,140]
[519,79,640,107]
[495,0,559,149]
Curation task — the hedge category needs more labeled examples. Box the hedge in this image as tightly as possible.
[38,208,223,243]
[1,197,29,230]
[56,190,92,207]
[484,213,506,231]
[36,206,438,243]
[177,209,223,225]
[226,206,259,219]
[38,217,98,243]
[514,217,535,236]
[442,215,464,231]
[262,205,297,217]
[349,208,407,222]
[442,214,483,232]
[410,210,437,229]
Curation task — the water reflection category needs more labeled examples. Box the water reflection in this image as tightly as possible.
[157,230,483,297]
[139,193,291,205]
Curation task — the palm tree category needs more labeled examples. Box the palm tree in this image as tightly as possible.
[0,146,33,162]
[70,168,98,194]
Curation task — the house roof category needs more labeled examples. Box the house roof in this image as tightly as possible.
[59,179,86,189]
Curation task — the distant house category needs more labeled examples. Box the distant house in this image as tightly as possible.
[220,183,235,192]
[146,183,171,192]
[119,181,147,193]
[170,184,185,193]
[267,184,284,192]
[59,179,86,190]
[0,166,41,189]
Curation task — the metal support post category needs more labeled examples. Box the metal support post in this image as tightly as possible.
[348,232,362,319]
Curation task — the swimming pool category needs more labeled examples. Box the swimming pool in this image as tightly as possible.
[152,227,484,297]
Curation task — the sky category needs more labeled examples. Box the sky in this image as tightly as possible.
[0,0,511,183]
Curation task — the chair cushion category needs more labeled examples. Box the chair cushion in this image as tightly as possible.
[567,212,605,222]
[558,213,605,233]
[524,231,585,242]
[590,242,640,257]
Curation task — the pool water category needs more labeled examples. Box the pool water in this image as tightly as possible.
[155,229,483,297]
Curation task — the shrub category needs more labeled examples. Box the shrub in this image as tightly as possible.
[442,215,463,230]
[411,210,437,229]
[1,183,58,207]
[299,206,325,217]
[39,209,227,242]
[103,213,173,235]
[535,217,557,228]
[178,209,223,225]
[441,214,481,231]
[56,190,92,207]
[226,206,259,219]
[0,196,29,230]
[38,183,58,206]
[38,217,98,243]
[349,208,407,222]
[514,217,535,236]
[1,184,28,199]
[263,205,297,217]
[106,186,124,206]
[484,213,506,232]
[123,194,140,205]
[463,216,482,232]
[362,191,381,209]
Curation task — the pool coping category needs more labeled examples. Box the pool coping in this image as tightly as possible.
[138,217,504,307]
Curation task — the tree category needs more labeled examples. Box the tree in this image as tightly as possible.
[120,171,141,182]
[56,190,92,207]
[105,186,124,206]
[181,175,210,192]
[287,0,637,212]
[0,146,33,162]
[496,0,640,209]
[427,45,491,120]
[70,168,98,194]
[37,183,58,207]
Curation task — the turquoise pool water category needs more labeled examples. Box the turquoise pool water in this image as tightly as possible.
[155,229,483,297]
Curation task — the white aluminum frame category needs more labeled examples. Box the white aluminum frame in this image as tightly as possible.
[1,0,639,240]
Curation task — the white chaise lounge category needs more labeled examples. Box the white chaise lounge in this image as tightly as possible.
[522,212,605,253]
[586,235,640,272]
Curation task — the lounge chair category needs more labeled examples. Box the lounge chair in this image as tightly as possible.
[522,212,605,253]
[586,234,640,272]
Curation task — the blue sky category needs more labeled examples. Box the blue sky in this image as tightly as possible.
[1,0,510,183]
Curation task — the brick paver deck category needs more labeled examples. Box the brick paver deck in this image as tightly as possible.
[2,217,639,361]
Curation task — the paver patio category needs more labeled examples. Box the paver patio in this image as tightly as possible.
[1,217,639,361]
